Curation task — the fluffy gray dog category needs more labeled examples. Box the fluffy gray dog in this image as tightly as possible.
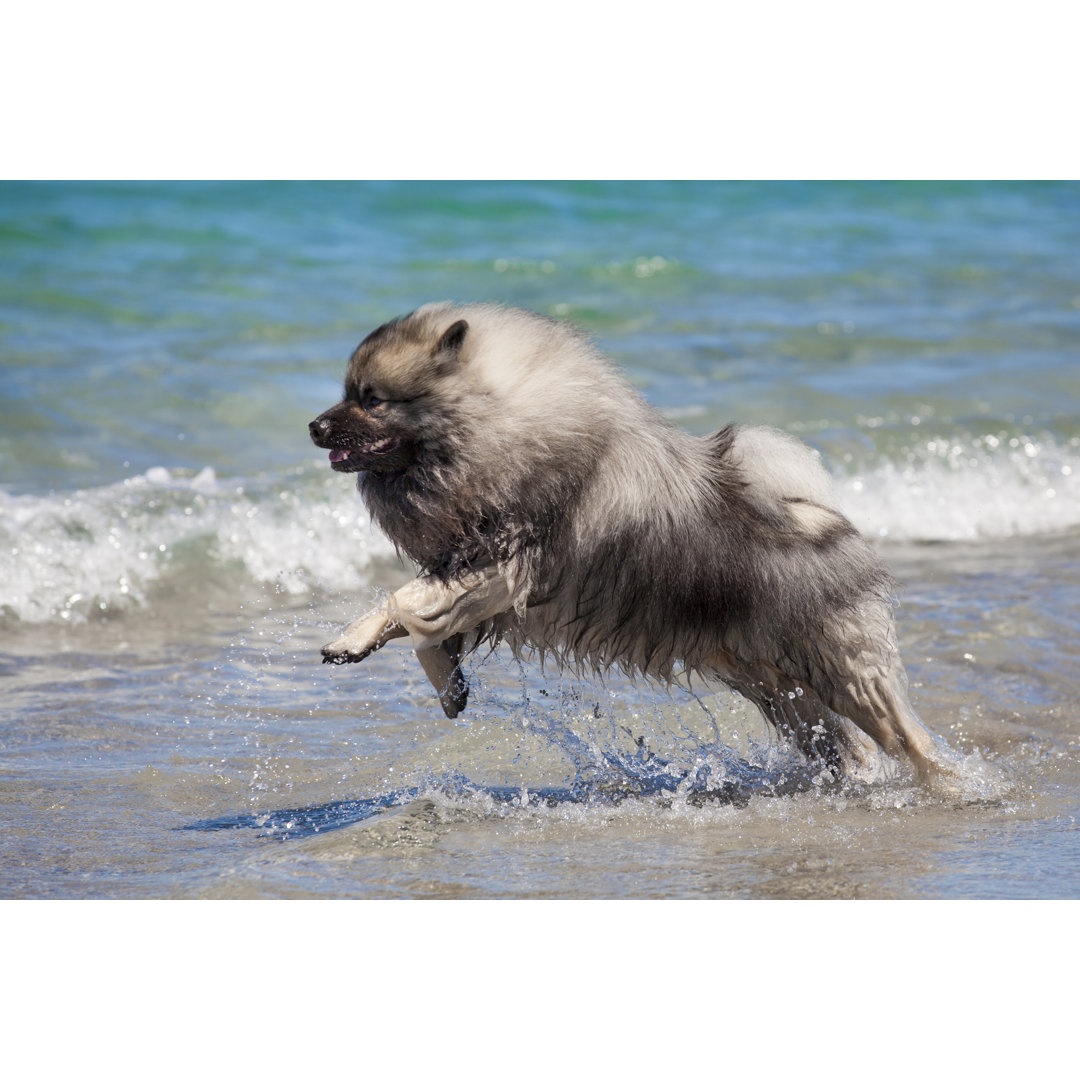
[309,302,961,788]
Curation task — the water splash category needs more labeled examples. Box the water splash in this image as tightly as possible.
[185,646,1014,841]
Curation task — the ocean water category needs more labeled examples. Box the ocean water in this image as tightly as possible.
[2,180,1079,899]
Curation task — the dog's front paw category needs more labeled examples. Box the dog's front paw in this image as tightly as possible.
[321,640,376,665]
[320,608,405,665]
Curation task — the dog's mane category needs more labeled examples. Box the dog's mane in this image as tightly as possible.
[355,303,893,692]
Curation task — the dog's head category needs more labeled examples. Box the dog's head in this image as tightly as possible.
[309,310,469,477]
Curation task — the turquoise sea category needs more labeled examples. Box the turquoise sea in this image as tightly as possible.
[2,180,1079,898]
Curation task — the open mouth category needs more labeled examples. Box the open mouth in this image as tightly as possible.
[328,438,400,471]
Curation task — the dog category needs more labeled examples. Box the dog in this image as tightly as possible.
[309,302,962,788]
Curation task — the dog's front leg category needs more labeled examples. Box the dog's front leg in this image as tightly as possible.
[388,565,520,718]
[322,606,409,664]
[323,562,521,719]
[385,564,518,650]
[322,606,466,717]
[415,635,469,719]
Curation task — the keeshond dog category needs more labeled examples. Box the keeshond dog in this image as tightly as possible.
[309,302,962,788]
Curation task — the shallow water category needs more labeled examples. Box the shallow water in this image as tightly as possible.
[2,181,1079,899]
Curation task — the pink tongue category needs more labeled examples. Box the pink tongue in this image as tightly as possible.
[329,449,347,463]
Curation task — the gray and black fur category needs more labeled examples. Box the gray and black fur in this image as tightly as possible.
[310,302,962,787]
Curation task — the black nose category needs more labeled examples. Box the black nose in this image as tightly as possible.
[309,416,331,444]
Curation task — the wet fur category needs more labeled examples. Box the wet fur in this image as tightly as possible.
[310,302,960,786]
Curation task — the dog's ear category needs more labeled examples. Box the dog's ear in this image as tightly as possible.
[432,319,468,371]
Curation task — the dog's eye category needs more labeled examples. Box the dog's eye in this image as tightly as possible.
[365,394,386,409]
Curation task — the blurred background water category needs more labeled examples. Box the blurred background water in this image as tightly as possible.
[2,180,1078,898]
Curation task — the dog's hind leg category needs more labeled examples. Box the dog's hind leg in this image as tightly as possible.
[822,664,963,789]
[796,603,974,790]
[718,662,886,781]
[771,690,886,781]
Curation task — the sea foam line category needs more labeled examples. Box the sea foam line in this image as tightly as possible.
[3,431,1079,624]
[837,432,1080,541]
[0,466,394,624]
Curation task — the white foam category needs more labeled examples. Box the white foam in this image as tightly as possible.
[837,433,1080,542]
[0,466,395,624]
[4,433,1079,625]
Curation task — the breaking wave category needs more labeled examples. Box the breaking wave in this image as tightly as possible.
[4,427,1079,625]
[0,465,394,624]
[837,430,1080,542]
